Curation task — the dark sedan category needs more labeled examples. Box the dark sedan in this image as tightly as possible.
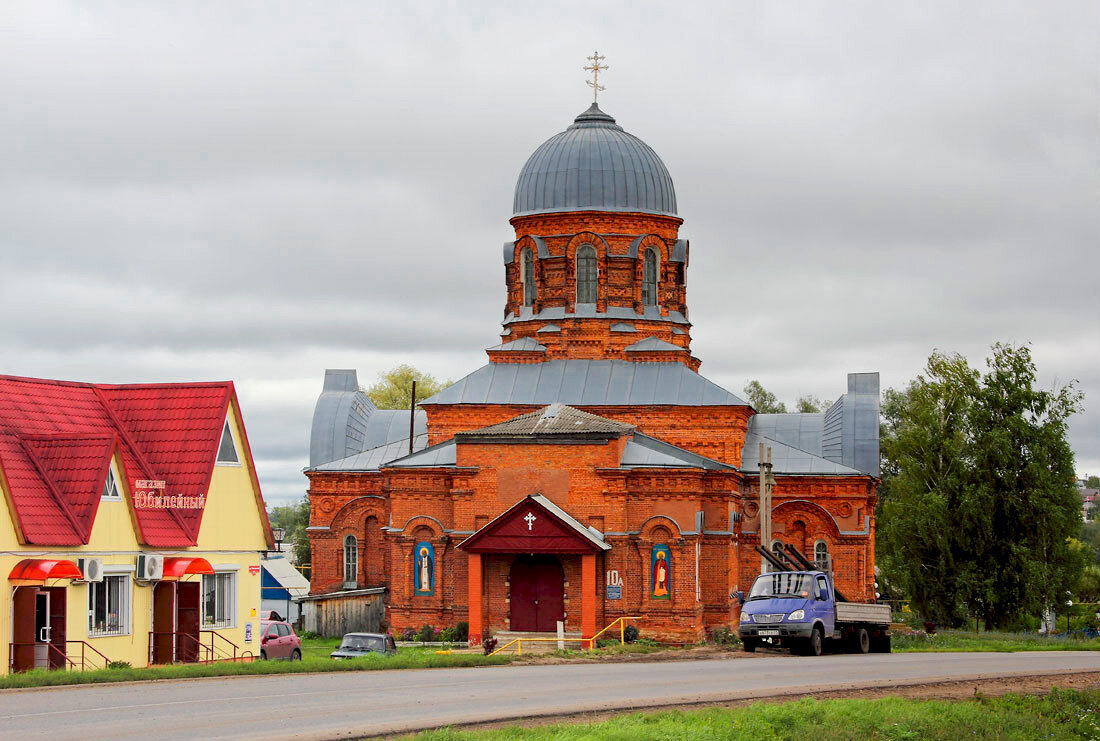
[330,633,397,660]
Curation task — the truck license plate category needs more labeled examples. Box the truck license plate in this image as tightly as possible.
[758,630,780,636]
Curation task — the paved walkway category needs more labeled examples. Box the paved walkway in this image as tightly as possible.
[1,651,1098,739]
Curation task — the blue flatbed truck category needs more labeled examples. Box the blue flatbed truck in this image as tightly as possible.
[737,569,892,656]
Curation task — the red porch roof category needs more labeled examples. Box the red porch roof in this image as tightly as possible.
[162,557,216,579]
[457,494,610,554]
[8,558,84,584]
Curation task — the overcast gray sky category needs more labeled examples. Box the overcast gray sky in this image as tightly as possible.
[2,1,1096,506]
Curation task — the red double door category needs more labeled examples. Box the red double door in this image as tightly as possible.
[151,582,201,664]
[509,556,565,632]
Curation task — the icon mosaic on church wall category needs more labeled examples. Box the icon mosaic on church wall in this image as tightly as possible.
[651,544,671,599]
[414,541,434,596]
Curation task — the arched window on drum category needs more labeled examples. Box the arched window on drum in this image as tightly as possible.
[343,535,358,588]
[814,540,830,571]
[521,247,536,307]
[642,247,658,306]
[576,244,597,303]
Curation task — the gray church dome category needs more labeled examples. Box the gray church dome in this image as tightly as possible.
[513,103,677,218]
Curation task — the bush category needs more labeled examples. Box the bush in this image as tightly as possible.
[709,626,740,646]
[399,627,417,642]
[623,624,639,643]
[299,631,322,640]
[455,621,469,642]
[416,624,436,642]
[482,637,498,655]
[438,626,458,642]
[106,660,131,670]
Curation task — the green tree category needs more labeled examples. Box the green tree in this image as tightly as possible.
[365,364,452,410]
[877,351,977,625]
[743,380,787,413]
[963,344,1084,628]
[1087,475,1100,488]
[877,344,1084,628]
[268,496,311,566]
[796,395,833,413]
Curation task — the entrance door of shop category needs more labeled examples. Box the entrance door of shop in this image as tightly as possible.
[152,582,176,663]
[151,581,202,663]
[510,556,565,632]
[43,586,67,669]
[176,582,201,662]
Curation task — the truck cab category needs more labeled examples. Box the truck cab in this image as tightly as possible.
[738,570,834,655]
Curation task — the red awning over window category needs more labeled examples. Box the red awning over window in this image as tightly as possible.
[162,557,216,580]
[8,558,84,584]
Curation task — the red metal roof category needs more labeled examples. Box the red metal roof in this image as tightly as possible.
[8,558,84,583]
[0,375,267,547]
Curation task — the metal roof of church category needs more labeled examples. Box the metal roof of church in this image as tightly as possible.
[459,404,635,438]
[513,103,677,218]
[739,432,863,475]
[419,359,748,407]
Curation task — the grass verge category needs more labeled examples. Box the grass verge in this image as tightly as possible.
[410,688,1100,740]
[892,629,1100,652]
[0,640,510,690]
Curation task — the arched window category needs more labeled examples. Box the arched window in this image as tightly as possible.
[576,244,597,303]
[521,247,536,307]
[343,535,358,587]
[642,248,658,305]
[814,540,829,570]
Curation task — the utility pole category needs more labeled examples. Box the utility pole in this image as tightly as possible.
[758,442,775,573]
[408,380,417,455]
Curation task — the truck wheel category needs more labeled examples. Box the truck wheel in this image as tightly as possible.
[803,626,823,657]
[742,639,756,653]
[853,628,870,654]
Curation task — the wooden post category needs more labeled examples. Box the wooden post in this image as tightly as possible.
[467,552,482,647]
[581,553,596,645]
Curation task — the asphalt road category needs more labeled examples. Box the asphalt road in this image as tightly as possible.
[1,651,1097,740]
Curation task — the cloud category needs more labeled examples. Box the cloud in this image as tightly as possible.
[1,1,1096,502]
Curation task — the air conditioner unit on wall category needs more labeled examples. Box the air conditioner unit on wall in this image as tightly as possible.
[77,558,104,582]
[136,554,163,582]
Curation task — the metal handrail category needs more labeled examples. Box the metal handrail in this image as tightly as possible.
[202,630,240,662]
[488,636,588,656]
[585,616,642,649]
[8,640,112,673]
[489,617,643,656]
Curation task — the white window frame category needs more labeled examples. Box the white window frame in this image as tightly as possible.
[101,462,122,501]
[215,416,242,467]
[201,570,237,629]
[343,535,358,588]
[87,572,131,637]
[814,540,830,570]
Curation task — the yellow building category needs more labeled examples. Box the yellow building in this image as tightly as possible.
[0,375,272,673]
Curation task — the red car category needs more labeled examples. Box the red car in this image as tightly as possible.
[259,620,301,661]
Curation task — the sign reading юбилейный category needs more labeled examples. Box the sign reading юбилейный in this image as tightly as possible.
[132,479,206,510]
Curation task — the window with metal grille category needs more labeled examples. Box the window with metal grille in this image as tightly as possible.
[201,572,235,628]
[642,248,658,305]
[343,535,358,587]
[814,540,829,570]
[576,244,597,303]
[88,574,130,636]
[522,247,536,306]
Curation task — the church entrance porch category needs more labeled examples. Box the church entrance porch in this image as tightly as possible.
[458,494,610,647]
[509,555,564,632]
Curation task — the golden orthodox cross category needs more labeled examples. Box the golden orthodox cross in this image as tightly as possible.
[584,50,608,102]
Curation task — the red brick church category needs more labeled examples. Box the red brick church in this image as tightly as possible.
[304,100,881,644]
